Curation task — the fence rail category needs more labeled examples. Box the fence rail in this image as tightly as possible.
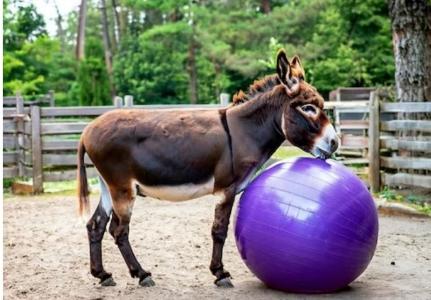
[380,138,431,152]
[3,91,55,107]
[3,93,430,193]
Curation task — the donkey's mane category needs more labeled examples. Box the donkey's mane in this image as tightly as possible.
[232,75,280,106]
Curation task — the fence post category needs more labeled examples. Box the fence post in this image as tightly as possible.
[334,89,341,136]
[220,93,230,106]
[368,92,380,193]
[31,105,43,193]
[16,93,25,177]
[124,95,134,107]
[114,96,123,108]
[48,90,55,107]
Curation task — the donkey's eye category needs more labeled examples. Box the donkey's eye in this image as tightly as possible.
[300,104,318,116]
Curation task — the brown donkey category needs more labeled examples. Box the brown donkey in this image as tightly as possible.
[77,50,338,288]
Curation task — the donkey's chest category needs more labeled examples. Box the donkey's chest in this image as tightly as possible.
[134,177,215,201]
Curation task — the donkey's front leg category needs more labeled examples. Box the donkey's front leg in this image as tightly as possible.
[210,186,236,288]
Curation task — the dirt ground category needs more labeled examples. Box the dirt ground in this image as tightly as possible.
[3,193,431,300]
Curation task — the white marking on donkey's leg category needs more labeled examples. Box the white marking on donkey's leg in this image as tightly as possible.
[99,176,113,216]
[134,177,215,201]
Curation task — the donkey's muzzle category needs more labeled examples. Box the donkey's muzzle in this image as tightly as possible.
[311,124,339,159]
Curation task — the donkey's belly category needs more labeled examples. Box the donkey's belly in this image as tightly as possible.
[134,177,215,201]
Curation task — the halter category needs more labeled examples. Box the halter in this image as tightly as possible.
[219,109,235,177]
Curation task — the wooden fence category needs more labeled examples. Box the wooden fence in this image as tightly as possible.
[3,94,431,193]
[376,98,431,191]
[330,87,373,161]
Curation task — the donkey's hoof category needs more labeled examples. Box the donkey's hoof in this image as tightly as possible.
[100,276,116,286]
[139,276,155,287]
[215,277,234,288]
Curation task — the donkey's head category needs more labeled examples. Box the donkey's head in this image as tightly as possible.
[276,50,338,159]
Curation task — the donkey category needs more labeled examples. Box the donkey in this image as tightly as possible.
[77,49,338,288]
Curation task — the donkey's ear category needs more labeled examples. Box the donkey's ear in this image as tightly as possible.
[276,49,290,85]
[290,55,305,79]
[290,55,302,70]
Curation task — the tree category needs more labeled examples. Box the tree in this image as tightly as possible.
[111,0,121,46]
[389,0,431,104]
[261,0,271,14]
[76,0,87,60]
[187,1,198,104]
[100,0,115,97]
[3,1,53,95]
[53,0,66,52]
[77,37,111,106]
[113,22,191,104]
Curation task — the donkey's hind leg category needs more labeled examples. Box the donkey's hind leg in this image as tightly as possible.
[109,186,155,287]
[86,200,115,286]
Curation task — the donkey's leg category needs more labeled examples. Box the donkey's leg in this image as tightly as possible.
[86,200,115,286]
[210,187,236,288]
[109,188,155,287]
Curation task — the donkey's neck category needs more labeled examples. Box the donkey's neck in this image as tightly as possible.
[227,85,286,162]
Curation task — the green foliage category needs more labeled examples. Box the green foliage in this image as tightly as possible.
[379,187,431,216]
[379,186,404,201]
[3,178,14,189]
[272,146,311,160]
[3,0,77,100]
[4,0,396,105]
[77,37,111,106]
[3,1,50,95]
[417,203,431,215]
[114,22,191,104]
[303,0,394,94]
[3,1,47,51]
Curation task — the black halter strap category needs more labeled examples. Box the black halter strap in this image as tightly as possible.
[219,109,235,177]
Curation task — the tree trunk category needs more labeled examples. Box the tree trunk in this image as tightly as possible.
[389,0,431,104]
[120,6,129,39]
[100,0,115,98]
[111,0,121,45]
[53,0,65,53]
[170,8,179,22]
[261,0,271,14]
[76,0,87,60]
[388,0,431,176]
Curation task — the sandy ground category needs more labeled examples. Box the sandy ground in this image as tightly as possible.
[3,193,431,300]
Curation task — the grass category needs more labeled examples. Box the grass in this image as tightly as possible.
[3,177,100,197]
[379,186,431,216]
[43,177,100,194]
[271,146,311,160]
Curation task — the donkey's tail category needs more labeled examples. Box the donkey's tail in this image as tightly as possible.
[77,138,90,217]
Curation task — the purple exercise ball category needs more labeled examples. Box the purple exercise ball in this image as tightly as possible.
[234,157,378,293]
